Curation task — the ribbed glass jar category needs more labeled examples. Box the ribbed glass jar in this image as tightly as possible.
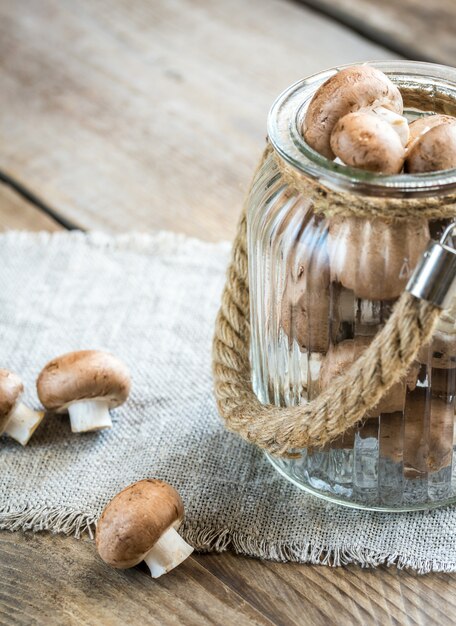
[248,61,456,511]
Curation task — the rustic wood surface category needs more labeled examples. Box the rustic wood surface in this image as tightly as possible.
[0,183,59,232]
[1,0,456,624]
[0,0,393,241]
[2,531,456,626]
[300,0,456,65]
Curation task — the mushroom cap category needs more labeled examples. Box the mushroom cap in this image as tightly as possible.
[96,479,185,569]
[406,114,456,152]
[303,65,403,159]
[405,122,456,173]
[328,216,430,300]
[280,290,332,354]
[319,337,418,416]
[368,106,409,147]
[280,217,332,353]
[330,111,405,174]
[0,369,23,432]
[36,350,131,412]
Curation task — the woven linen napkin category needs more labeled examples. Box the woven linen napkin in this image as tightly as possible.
[1,230,456,574]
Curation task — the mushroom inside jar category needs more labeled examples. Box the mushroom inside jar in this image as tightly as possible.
[302,66,456,174]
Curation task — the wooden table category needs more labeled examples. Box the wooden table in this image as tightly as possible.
[1,1,456,624]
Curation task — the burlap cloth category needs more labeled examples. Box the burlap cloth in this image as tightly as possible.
[1,230,456,573]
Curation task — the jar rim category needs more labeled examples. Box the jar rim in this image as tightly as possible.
[267,60,456,197]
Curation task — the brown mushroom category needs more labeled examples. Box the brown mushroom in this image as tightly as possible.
[302,65,403,159]
[96,479,193,577]
[406,114,456,152]
[330,111,405,174]
[369,106,410,147]
[406,122,456,173]
[320,337,418,416]
[37,350,131,433]
[0,369,44,445]
[280,217,332,353]
[328,216,430,301]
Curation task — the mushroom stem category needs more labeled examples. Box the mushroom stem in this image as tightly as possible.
[368,106,410,147]
[68,400,112,433]
[4,403,44,446]
[143,527,194,578]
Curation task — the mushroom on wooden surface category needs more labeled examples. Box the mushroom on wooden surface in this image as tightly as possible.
[96,479,193,578]
[302,65,403,159]
[0,369,44,445]
[37,350,131,433]
[328,216,430,301]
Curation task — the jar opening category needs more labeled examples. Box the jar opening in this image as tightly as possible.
[268,61,456,197]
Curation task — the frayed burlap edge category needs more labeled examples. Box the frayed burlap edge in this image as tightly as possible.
[1,505,455,574]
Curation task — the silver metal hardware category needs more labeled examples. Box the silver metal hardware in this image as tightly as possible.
[406,222,456,309]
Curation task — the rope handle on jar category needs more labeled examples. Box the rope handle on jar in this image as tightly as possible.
[212,178,456,457]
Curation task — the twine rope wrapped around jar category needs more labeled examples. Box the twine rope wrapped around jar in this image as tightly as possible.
[212,144,456,457]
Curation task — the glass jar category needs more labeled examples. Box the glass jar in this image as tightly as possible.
[248,61,456,511]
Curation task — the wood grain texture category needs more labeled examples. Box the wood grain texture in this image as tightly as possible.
[2,526,456,626]
[300,0,456,65]
[2,1,456,625]
[0,0,394,241]
[0,183,60,232]
[0,531,271,626]
[196,551,456,626]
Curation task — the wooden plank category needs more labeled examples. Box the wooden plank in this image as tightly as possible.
[0,183,60,232]
[4,521,456,626]
[195,552,456,626]
[0,0,394,241]
[2,2,456,625]
[300,0,456,65]
[0,531,273,626]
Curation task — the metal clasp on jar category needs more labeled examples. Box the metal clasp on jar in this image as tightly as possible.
[407,222,456,309]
